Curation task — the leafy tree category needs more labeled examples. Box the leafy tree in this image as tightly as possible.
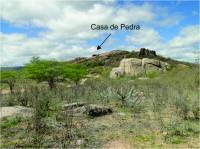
[63,64,87,85]
[0,70,19,93]
[24,59,65,90]
[24,58,87,89]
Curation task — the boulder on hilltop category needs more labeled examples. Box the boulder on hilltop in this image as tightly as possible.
[110,58,169,78]
[119,58,144,76]
[139,48,156,57]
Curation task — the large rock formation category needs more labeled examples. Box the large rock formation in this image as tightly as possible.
[110,58,169,78]
[139,48,156,57]
[110,67,124,78]
[119,58,144,76]
[142,58,162,73]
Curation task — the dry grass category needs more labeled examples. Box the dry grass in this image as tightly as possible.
[0,65,199,148]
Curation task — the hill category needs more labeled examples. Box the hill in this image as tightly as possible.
[70,48,193,69]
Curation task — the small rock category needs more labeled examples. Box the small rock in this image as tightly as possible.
[137,77,149,80]
[76,139,84,146]
[63,102,113,117]
[80,78,87,84]
[117,112,126,116]
[88,104,112,117]
[110,67,124,78]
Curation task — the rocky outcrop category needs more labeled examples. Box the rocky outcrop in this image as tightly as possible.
[0,106,33,119]
[64,102,113,117]
[139,48,156,57]
[160,61,169,72]
[110,58,169,78]
[110,67,124,78]
[142,58,162,73]
[119,58,144,76]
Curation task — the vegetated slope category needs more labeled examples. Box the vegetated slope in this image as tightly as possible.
[1,49,194,71]
[1,50,199,148]
[1,64,199,148]
[70,49,194,69]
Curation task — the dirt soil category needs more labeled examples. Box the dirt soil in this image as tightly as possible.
[105,139,131,149]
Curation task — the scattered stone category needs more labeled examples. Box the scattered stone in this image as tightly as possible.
[76,139,84,146]
[80,78,87,84]
[117,112,126,116]
[94,75,101,78]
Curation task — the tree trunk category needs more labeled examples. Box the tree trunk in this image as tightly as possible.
[8,83,14,94]
[48,79,55,90]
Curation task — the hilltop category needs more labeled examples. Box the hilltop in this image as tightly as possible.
[70,48,193,68]
[1,48,193,71]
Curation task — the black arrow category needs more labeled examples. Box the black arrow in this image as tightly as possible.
[97,33,111,50]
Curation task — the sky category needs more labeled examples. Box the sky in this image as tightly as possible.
[0,0,199,67]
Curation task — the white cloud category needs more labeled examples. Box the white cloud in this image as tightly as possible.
[157,15,183,27]
[0,0,195,66]
[0,33,98,66]
[169,25,200,48]
[0,0,161,66]
[126,27,162,49]
[127,25,200,62]
[0,0,157,41]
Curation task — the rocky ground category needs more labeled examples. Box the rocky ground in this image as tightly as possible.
[0,106,32,119]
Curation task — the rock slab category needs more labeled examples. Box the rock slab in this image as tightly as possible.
[64,102,113,117]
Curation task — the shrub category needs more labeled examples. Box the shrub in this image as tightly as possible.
[146,71,161,78]
[164,120,199,143]
[0,115,22,129]
[30,86,50,147]
[99,80,143,109]
[0,70,21,93]
[191,94,200,119]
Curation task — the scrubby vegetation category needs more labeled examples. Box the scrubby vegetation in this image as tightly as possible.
[0,54,199,148]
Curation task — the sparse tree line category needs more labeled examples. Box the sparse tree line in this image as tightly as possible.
[1,57,88,93]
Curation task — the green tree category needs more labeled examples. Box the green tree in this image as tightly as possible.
[24,58,87,89]
[0,70,19,93]
[24,59,65,90]
[63,64,87,85]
